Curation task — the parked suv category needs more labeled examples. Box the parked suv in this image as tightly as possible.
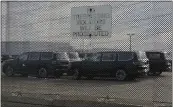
[146,51,172,76]
[72,51,149,81]
[2,52,70,78]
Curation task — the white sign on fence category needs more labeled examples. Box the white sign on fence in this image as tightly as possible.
[71,5,112,39]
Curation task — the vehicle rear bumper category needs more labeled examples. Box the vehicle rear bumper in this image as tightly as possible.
[163,65,172,72]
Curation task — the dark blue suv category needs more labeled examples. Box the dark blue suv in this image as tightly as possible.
[71,51,149,81]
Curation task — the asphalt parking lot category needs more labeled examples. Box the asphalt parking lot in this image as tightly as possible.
[1,72,172,107]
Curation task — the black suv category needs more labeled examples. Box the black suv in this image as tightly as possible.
[72,51,149,81]
[2,52,71,78]
[146,51,172,76]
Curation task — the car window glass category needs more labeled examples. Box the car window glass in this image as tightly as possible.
[137,51,147,60]
[56,53,69,60]
[148,53,161,59]
[68,52,79,60]
[102,53,115,61]
[118,53,133,61]
[85,53,94,59]
[79,54,85,58]
[41,53,53,60]
[19,53,28,61]
[28,53,40,60]
[90,53,101,61]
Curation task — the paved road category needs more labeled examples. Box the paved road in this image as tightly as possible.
[2,101,50,107]
[1,72,172,106]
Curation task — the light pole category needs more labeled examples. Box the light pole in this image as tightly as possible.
[82,37,84,53]
[89,34,92,53]
[127,33,135,51]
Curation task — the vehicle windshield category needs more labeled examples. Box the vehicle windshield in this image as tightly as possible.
[68,52,80,60]
[137,51,148,60]
[147,52,166,60]
[79,53,85,59]
[56,52,69,60]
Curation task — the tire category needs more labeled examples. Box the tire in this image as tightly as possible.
[38,68,48,78]
[72,69,81,80]
[115,69,127,81]
[5,65,14,77]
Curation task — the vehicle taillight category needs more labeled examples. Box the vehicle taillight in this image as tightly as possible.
[167,61,171,65]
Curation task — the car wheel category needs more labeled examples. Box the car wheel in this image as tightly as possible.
[116,69,127,81]
[72,69,81,80]
[5,66,14,77]
[38,68,48,78]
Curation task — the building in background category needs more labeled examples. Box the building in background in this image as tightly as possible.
[1,1,172,55]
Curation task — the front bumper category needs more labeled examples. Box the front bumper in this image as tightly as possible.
[138,69,148,76]
[137,65,149,76]
[164,65,172,71]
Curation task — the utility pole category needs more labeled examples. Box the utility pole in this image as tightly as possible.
[82,38,84,53]
[89,34,92,53]
[127,33,135,51]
